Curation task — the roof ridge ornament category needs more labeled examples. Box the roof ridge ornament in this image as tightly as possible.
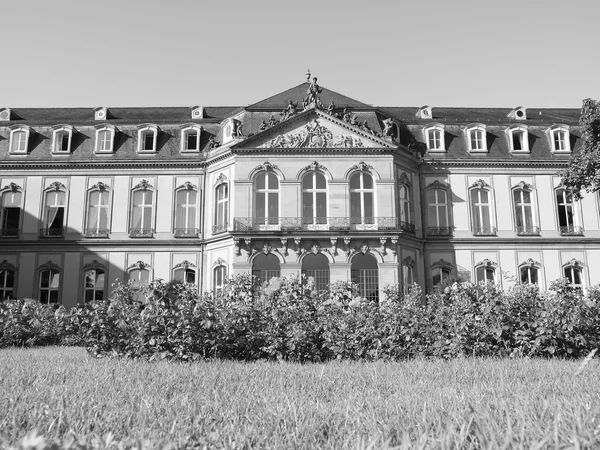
[303,74,324,110]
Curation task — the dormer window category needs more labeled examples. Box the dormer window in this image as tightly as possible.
[466,124,487,152]
[416,105,433,119]
[9,125,30,154]
[52,125,74,154]
[95,124,116,153]
[137,124,158,153]
[423,124,445,151]
[548,125,570,152]
[180,124,202,153]
[508,125,529,152]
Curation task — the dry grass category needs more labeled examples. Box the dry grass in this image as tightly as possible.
[1,347,599,449]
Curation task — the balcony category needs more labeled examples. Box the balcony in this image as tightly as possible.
[560,225,584,236]
[211,223,228,235]
[84,228,110,238]
[39,227,64,238]
[0,228,19,238]
[174,228,199,238]
[473,226,497,236]
[129,228,154,238]
[428,226,452,236]
[516,226,540,236]
[232,217,414,233]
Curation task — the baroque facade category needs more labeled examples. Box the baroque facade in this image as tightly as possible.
[0,74,596,306]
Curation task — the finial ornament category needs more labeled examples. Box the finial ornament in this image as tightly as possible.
[306,69,311,82]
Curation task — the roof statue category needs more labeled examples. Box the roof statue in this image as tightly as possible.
[304,76,324,110]
[280,100,298,122]
[382,118,394,138]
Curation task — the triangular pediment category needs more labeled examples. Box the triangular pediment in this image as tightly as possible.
[232,109,396,150]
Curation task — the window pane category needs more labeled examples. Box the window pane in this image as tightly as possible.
[350,192,361,217]
[255,173,265,190]
[302,175,313,190]
[362,174,373,189]
[316,192,327,218]
[303,192,313,217]
[350,173,361,190]
[315,173,326,189]
[268,193,279,217]
[267,173,278,189]
[256,193,265,218]
[363,193,373,218]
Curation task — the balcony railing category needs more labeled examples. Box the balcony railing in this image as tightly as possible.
[39,227,65,238]
[174,228,199,238]
[560,225,584,236]
[84,228,110,238]
[516,226,540,236]
[428,226,453,236]
[212,223,229,235]
[129,228,154,238]
[233,217,415,232]
[473,226,497,236]
[0,228,19,238]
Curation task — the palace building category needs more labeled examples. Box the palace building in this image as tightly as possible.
[0,74,596,306]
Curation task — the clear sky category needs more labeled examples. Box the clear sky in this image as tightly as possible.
[2,0,599,108]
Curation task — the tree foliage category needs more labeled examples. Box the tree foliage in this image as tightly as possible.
[560,98,600,199]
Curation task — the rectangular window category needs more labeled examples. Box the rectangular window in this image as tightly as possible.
[428,129,441,150]
[141,131,155,151]
[11,131,28,153]
[55,132,70,152]
[186,131,198,150]
[512,130,523,151]
[98,130,113,152]
[470,129,484,150]
[554,131,566,151]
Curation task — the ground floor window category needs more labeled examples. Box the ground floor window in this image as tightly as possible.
[252,253,281,285]
[0,269,15,300]
[84,269,105,302]
[351,253,378,302]
[301,253,330,291]
[39,269,60,304]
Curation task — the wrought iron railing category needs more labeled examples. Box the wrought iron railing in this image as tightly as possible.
[39,228,64,238]
[84,228,110,238]
[233,217,415,232]
[0,228,19,238]
[516,226,540,236]
[428,226,452,236]
[211,223,228,235]
[560,225,584,236]
[129,228,154,238]
[473,226,497,236]
[174,228,199,238]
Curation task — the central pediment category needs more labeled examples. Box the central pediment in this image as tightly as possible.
[232,109,396,150]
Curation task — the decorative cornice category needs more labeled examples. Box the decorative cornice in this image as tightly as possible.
[2,182,22,192]
[47,181,66,191]
[133,179,153,190]
[564,258,584,267]
[176,181,197,191]
[476,258,497,268]
[514,180,532,190]
[0,260,17,271]
[256,161,279,172]
[349,161,373,172]
[430,258,454,269]
[173,260,196,270]
[91,181,109,191]
[470,179,490,189]
[215,173,228,185]
[520,258,540,268]
[402,256,415,267]
[127,260,151,271]
[37,260,61,272]
[82,259,106,271]
[426,180,449,190]
[301,161,327,172]
[398,172,411,186]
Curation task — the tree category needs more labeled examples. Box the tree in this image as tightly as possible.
[560,98,600,200]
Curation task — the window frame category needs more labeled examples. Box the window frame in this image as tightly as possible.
[548,125,571,153]
[129,180,155,238]
[213,181,229,235]
[507,125,529,153]
[37,261,62,305]
[173,182,199,237]
[465,124,487,152]
[423,124,445,152]
[84,182,111,238]
[426,182,451,236]
[469,180,496,236]
[40,182,67,238]
[173,260,197,285]
[213,261,227,293]
[0,183,23,237]
[349,170,376,228]
[0,260,17,300]
[402,256,415,295]
[302,170,328,229]
[137,124,159,153]
[8,125,30,154]
[474,259,498,284]
[253,170,280,229]
[94,124,116,154]
[82,260,107,302]
[562,259,584,288]
[51,125,74,154]
[430,259,453,287]
[512,182,539,235]
[180,124,202,153]
[555,186,583,235]
[398,180,412,227]
[519,259,541,285]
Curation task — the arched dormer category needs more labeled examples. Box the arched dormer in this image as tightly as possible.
[506,124,529,152]
[8,125,31,154]
[94,123,117,154]
[547,124,570,152]
[137,123,159,153]
[465,123,487,152]
[51,124,75,154]
[180,123,203,153]
[423,123,445,151]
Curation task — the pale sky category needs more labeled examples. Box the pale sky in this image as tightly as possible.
[2,0,599,108]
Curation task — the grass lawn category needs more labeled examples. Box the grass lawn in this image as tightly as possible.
[1,347,599,449]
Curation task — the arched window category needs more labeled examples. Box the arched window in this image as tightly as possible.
[519,259,540,284]
[513,183,538,235]
[398,183,412,228]
[9,125,30,154]
[52,125,74,154]
[41,184,66,238]
[85,183,110,238]
[127,261,151,301]
[351,253,378,302]
[508,125,529,152]
[214,182,229,234]
[137,124,158,153]
[426,183,450,235]
[38,261,61,304]
[302,171,327,229]
[213,263,227,293]
[548,125,570,152]
[431,259,453,287]
[470,181,495,235]
[556,187,582,235]
[129,180,154,237]
[302,253,330,291]
[173,261,196,284]
[94,124,116,153]
[563,259,584,288]
[254,171,279,229]
[0,261,16,300]
[84,268,105,302]
[350,171,374,228]
[423,124,445,151]
[402,257,415,295]
[180,125,202,153]
[475,259,497,284]
[252,253,280,285]
[466,125,487,152]
[174,183,198,237]
[1,183,23,237]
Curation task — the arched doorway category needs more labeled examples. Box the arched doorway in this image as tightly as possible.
[301,253,330,291]
[351,253,379,302]
[252,253,280,284]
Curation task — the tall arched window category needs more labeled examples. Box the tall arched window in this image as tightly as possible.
[174,183,198,237]
[129,181,154,237]
[350,171,374,229]
[214,182,229,234]
[213,263,227,293]
[513,184,538,235]
[173,261,196,284]
[254,171,279,229]
[402,257,415,295]
[252,253,280,285]
[85,183,110,238]
[470,181,495,235]
[84,267,105,302]
[426,185,450,235]
[38,261,61,304]
[519,259,540,285]
[556,187,582,235]
[563,259,584,288]
[431,259,453,287]
[475,259,497,284]
[398,183,412,228]
[351,253,378,302]
[302,253,330,291]
[127,261,151,301]
[302,171,327,229]
[41,184,66,238]
[0,261,16,300]
[1,184,23,237]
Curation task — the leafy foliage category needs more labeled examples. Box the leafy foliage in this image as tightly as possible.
[560,98,600,199]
